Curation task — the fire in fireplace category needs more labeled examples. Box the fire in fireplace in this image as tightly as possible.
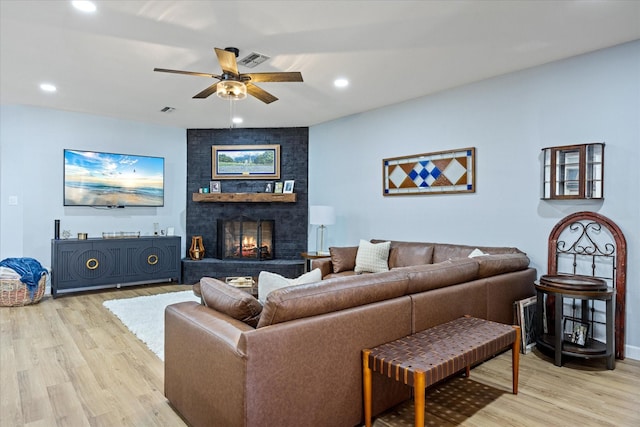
[217,215,274,260]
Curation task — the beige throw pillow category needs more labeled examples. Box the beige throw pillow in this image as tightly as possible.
[354,240,390,273]
[258,268,322,304]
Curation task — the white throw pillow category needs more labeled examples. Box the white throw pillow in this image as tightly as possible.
[258,268,322,304]
[354,240,390,274]
[468,248,488,258]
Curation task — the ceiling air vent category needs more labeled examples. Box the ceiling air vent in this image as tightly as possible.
[238,52,270,69]
[160,106,175,113]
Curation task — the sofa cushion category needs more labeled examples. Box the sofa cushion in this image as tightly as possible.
[257,270,408,328]
[400,258,480,294]
[200,277,262,328]
[258,268,322,304]
[323,270,358,279]
[389,242,434,268]
[432,244,522,263]
[475,253,530,278]
[329,246,358,273]
[354,240,390,273]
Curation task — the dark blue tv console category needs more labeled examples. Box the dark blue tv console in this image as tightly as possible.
[51,236,181,297]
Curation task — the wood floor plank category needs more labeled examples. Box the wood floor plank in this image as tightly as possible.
[1,284,639,427]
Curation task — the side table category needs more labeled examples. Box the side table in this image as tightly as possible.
[535,275,615,369]
[300,251,329,272]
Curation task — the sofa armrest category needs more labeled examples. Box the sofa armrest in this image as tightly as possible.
[311,257,333,278]
[164,301,253,427]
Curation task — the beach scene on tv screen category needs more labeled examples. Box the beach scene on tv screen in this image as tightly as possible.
[64,150,164,206]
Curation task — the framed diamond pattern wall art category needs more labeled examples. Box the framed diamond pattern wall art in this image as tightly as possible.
[383,147,475,196]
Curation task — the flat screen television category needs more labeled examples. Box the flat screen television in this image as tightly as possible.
[64,149,165,207]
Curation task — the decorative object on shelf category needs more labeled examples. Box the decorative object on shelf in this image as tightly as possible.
[541,142,604,199]
[62,230,71,239]
[102,231,141,239]
[202,186,210,193]
[310,205,335,255]
[189,236,205,260]
[54,219,60,240]
[225,277,255,288]
[283,180,295,193]
[264,182,274,193]
[383,147,475,196]
[564,318,589,346]
[274,182,283,193]
[77,233,88,240]
[210,181,221,193]
[212,144,280,179]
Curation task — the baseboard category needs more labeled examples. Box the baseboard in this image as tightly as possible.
[625,344,640,361]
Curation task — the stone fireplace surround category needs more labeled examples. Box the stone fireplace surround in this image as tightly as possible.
[183,128,308,284]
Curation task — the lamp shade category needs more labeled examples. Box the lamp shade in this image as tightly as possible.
[309,205,335,226]
[216,80,247,100]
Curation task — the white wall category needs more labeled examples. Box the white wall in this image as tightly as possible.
[0,106,187,267]
[309,41,640,358]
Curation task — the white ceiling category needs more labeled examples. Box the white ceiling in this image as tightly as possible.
[1,1,639,129]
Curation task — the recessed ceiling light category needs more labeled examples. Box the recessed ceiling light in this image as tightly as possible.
[334,78,349,88]
[72,1,97,13]
[40,83,57,92]
[232,117,243,124]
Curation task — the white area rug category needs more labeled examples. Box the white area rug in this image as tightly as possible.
[102,290,200,360]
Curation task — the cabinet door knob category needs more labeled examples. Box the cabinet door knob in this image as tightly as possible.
[147,254,159,265]
[86,258,99,270]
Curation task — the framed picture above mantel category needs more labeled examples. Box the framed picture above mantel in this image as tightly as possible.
[212,144,280,180]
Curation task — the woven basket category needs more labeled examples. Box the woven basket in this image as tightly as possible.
[0,275,46,307]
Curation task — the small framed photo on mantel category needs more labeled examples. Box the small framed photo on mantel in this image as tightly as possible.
[274,182,284,193]
[264,182,274,193]
[283,180,295,193]
[210,181,221,193]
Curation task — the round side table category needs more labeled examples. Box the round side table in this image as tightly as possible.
[535,275,615,369]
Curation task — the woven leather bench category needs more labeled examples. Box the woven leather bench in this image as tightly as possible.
[362,315,520,427]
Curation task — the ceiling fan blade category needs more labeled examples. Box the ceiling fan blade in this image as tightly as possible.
[246,83,278,104]
[193,82,220,99]
[215,48,239,76]
[154,68,220,79]
[244,72,303,83]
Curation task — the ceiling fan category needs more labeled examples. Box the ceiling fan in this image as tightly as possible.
[154,47,303,104]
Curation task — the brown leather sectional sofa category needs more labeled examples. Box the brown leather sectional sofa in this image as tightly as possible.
[164,240,536,427]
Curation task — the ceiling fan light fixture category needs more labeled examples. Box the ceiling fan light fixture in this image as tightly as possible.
[216,80,247,100]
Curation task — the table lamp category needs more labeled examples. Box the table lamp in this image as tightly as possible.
[310,205,335,255]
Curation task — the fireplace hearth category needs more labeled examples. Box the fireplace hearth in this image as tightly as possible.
[217,215,274,260]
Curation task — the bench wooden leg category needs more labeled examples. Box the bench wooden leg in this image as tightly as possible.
[413,370,426,427]
[362,350,372,427]
[512,325,521,395]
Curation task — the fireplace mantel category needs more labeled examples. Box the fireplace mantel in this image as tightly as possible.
[192,193,296,203]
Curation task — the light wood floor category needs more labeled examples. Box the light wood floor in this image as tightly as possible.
[1,284,639,427]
